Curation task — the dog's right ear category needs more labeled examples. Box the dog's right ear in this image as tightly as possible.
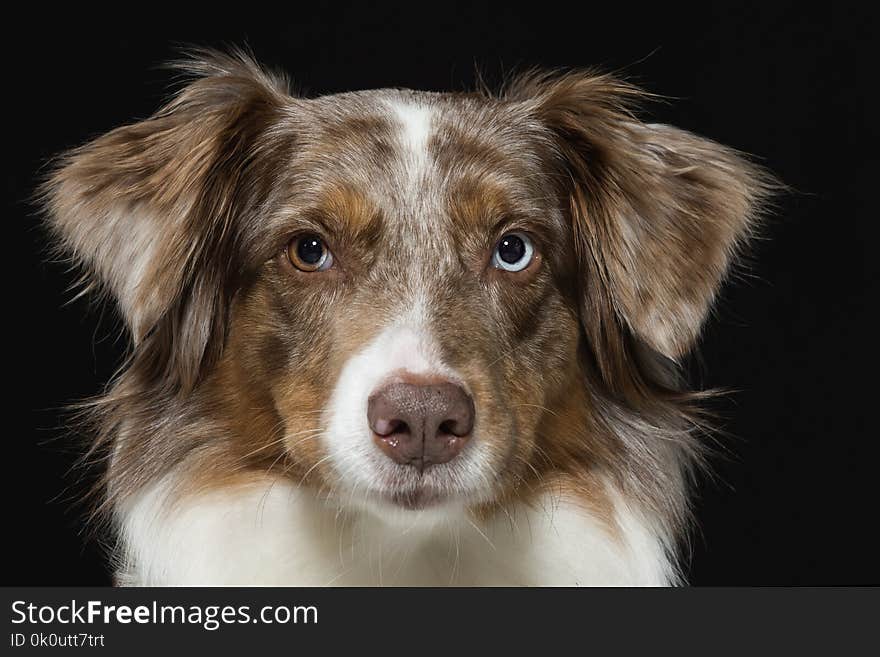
[41,50,293,392]
[506,70,774,395]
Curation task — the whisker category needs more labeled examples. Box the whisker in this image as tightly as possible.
[466,516,496,552]
[510,403,561,418]
[297,454,336,488]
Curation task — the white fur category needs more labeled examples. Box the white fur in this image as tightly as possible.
[388,99,433,183]
[323,300,496,516]
[116,472,673,586]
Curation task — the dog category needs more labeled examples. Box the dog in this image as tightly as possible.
[42,49,772,585]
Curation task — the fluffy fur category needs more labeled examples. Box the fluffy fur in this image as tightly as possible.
[42,49,773,586]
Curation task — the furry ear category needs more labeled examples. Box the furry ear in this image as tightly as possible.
[508,71,774,366]
[41,50,291,391]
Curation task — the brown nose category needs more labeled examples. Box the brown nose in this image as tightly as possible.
[368,381,474,471]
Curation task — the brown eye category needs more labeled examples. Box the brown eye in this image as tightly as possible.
[286,233,334,272]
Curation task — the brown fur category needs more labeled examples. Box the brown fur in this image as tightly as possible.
[40,49,775,578]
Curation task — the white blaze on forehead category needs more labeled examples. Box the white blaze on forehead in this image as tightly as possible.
[388,99,435,181]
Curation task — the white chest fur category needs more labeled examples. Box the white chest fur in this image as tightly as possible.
[116,475,675,586]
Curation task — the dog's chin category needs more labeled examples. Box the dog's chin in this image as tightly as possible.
[337,478,487,529]
[362,493,468,529]
[382,486,447,511]
[373,483,467,512]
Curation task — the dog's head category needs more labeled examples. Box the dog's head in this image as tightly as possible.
[44,52,770,521]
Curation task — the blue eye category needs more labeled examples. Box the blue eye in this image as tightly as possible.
[492,233,534,272]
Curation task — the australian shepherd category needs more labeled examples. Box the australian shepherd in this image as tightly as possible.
[42,49,772,585]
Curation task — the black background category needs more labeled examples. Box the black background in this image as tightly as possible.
[4,3,876,585]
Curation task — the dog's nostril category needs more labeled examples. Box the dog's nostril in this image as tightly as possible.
[438,419,462,436]
[373,418,409,437]
[367,380,474,469]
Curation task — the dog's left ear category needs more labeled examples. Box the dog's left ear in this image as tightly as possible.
[509,71,774,368]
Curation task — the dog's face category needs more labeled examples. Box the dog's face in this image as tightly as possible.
[44,53,769,520]
[238,94,582,515]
